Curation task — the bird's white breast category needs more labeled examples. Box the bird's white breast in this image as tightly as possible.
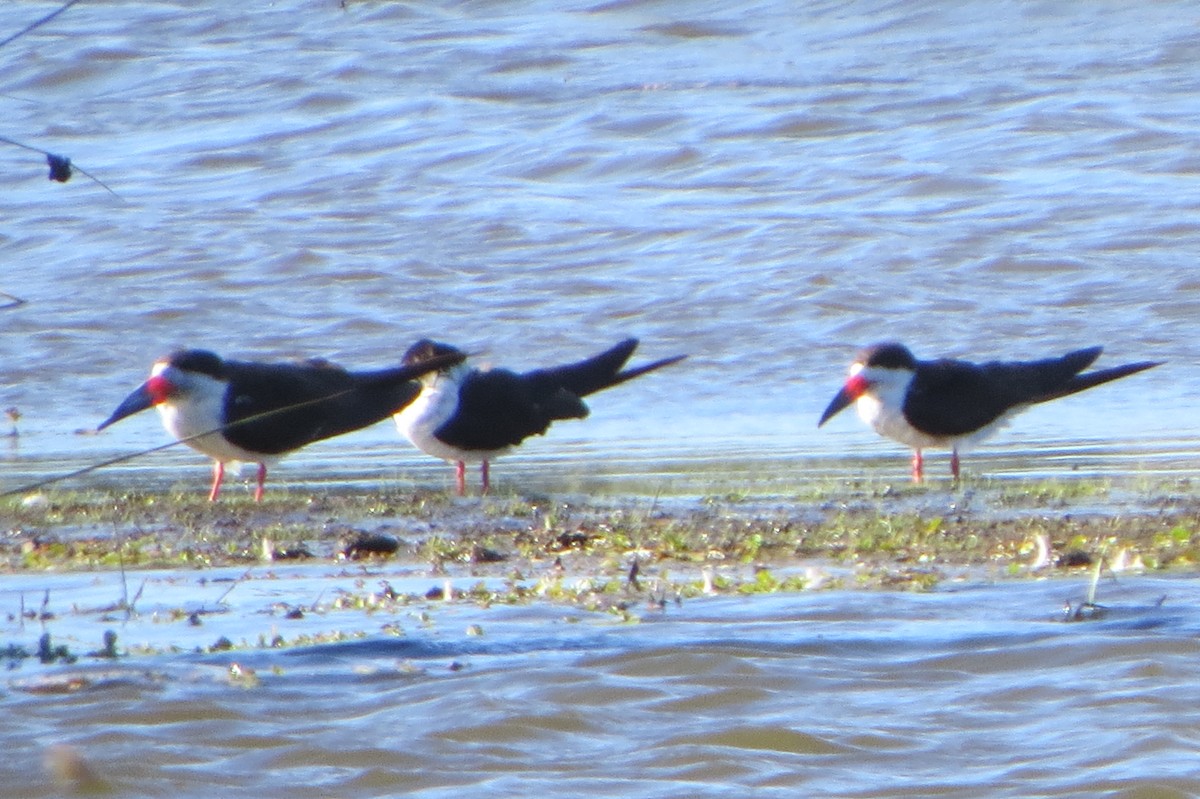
[856,393,944,450]
[853,366,946,450]
[154,368,267,465]
[394,373,471,462]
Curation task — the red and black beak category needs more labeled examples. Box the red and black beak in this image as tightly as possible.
[817,373,868,427]
[97,376,169,431]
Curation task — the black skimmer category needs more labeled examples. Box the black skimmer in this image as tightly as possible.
[394,338,687,495]
[97,348,465,500]
[817,342,1161,481]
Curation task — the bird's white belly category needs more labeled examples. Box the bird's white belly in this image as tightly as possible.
[856,395,1017,451]
[156,396,268,465]
[855,395,945,449]
[394,379,509,463]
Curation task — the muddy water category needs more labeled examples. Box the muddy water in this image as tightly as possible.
[4,1,1200,796]
[3,570,1199,797]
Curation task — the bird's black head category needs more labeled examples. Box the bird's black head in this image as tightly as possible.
[97,349,226,432]
[166,349,226,379]
[858,342,917,370]
[403,339,465,370]
[817,342,918,428]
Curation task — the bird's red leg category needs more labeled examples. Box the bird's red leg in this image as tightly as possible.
[481,460,490,495]
[208,461,224,502]
[950,449,960,481]
[455,461,466,496]
[254,464,267,502]
[911,449,924,483]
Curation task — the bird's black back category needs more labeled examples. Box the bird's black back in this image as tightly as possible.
[902,347,1105,437]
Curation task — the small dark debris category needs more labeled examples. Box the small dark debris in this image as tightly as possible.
[210,636,234,651]
[1063,602,1108,622]
[424,586,444,600]
[46,153,72,182]
[270,543,313,561]
[188,612,203,627]
[3,643,31,666]
[37,633,75,664]
[470,544,507,564]
[91,630,119,659]
[342,532,400,559]
[549,531,591,551]
[1057,550,1093,568]
[284,607,304,620]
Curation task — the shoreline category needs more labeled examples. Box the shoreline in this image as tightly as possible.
[5,474,1198,581]
[1,476,1198,670]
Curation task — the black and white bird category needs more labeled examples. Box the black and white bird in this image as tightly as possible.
[97,348,464,500]
[394,338,686,495]
[817,342,1161,481]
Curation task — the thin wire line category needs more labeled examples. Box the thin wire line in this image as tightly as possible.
[0,0,84,50]
[1,385,367,499]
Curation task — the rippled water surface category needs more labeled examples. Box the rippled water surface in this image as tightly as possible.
[3,1,1200,795]
[1,0,1199,491]
[6,573,1200,798]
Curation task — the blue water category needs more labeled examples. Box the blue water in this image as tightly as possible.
[3,3,1200,793]
[0,0,1197,496]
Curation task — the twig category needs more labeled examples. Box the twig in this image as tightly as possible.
[215,568,254,606]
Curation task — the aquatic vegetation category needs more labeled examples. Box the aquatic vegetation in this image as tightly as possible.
[0,474,1197,671]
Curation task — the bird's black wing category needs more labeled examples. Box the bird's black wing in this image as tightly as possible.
[902,348,1105,437]
[522,339,639,398]
[521,338,685,397]
[901,360,1016,437]
[435,368,588,451]
[221,362,424,454]
[994,347,1105,404]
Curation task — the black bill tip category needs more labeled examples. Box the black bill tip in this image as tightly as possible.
[818,386,855,428]
[97,382,155,431]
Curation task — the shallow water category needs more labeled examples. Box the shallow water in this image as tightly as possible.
[4,571,1200,798]
[3,1,1200,796]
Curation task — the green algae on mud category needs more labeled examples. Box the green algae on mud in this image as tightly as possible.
[1,476,1199,667]
[4,475,1200,581]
